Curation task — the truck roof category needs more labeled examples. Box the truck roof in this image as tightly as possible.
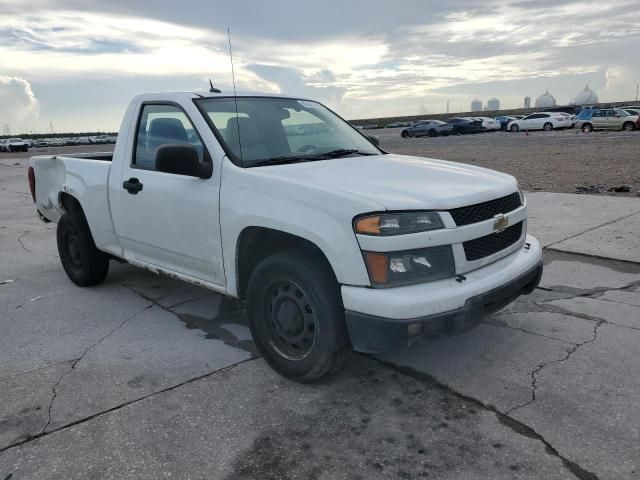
[133,91,314,102]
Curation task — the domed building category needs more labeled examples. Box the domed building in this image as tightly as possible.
[535,90,556,109]
[571,85,598,106]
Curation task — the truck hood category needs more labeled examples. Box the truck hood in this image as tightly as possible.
[263,153,519,211]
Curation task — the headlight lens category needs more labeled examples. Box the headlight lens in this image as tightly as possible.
[355,212,444,236]
[363,245,455,287]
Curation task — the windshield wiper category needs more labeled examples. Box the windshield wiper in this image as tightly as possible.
[246,156,314,167]
[247,149,375,168]
[309,149,375,159]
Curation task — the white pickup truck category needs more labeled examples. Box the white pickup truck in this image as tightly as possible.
[28,91,542,382]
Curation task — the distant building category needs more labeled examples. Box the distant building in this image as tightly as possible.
[571,85,598,106]
[471,99,482,111]
[535,90,556,109]
[524,96,531,108]
[487,98,500,110]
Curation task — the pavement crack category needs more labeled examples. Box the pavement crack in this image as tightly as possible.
[17,231,32,253]
[505,301,603,416]
[544,208,640,250]
[0,357,255,454]
[40,304,151,434]
[482,319,576,345]
[374,357,600,480]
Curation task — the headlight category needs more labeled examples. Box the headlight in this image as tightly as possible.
[363,245,455,287]
[355,212,444,236]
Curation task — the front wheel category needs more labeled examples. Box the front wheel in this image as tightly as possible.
[543,122,553,131]
[57,212,109,286]
[622,122,635,131]
[582,123,593,133]
[510,124,520,132]
[401,130,409,138]
[246,251,349,382]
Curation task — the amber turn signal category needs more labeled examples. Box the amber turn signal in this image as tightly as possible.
[364,251,388,285]
[355,216,380,234]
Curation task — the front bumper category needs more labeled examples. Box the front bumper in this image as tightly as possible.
[343,235,543,353]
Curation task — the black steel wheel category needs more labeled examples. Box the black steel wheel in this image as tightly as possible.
[247,250,349,382]
[264,279,317,360]
[57,212,109,286]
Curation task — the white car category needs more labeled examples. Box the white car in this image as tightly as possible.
[29,90,542,382]
[507,112,574,132]
[49,138,64,147]
[474,117,501,131]
[0,139,7,152]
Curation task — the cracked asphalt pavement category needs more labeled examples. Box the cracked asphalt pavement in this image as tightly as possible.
[2,147,640,479]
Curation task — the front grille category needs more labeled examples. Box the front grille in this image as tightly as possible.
[449,192,522,226]
[463,222,523,261]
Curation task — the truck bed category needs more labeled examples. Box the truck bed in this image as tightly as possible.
[59,152,113,162]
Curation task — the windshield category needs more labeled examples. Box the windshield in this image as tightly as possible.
[197,97,381,167]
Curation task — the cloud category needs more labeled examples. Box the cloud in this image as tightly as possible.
[0,0,639,130]
[0,76,39,133]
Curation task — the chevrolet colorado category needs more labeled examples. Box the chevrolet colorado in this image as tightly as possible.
[28,91,543,382]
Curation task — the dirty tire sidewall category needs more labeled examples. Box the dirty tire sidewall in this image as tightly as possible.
[57,212,109,287]
[247,251,349,383]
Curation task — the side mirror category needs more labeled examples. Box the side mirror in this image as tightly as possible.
[155,144,212,178]
[367,134,380,146]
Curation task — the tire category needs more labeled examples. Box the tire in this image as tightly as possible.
[510,124,519,132]
[582,123,593,133]
[622,122,635,132]
[543,122,553,131]
[428,129,437,137]
[246,250,349,383]
[401,130,409,138]
[57,212,109,286]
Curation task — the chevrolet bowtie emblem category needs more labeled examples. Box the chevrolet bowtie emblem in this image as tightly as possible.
[493,214,509,232]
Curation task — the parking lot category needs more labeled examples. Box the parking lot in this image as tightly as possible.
[1,135,640,479]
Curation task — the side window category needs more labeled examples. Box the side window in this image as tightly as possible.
[134,104,204,170]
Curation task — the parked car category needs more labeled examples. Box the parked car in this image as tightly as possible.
[49,138,65,147]
[401,120,453,138]
[574,108,639,132]
[75,136,91,145]
[446,117,485,134]
[386,122,412,128]
[620,107,640,116]
[3,138,29,152]
[506,112,573,132]
[495,116,518,130]
[34,139,49,148]
[0,139,7,152]
[28,90,542,382]
[474,117,501,131]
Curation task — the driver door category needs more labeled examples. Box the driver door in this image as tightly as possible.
[110,103,225,285]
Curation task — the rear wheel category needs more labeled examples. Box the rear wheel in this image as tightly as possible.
[622,122,635,131]
[582,123,593,133]
[428,129,437,137]
[401,130,409,138]
[543,122,553,131]
[247,251,349,382]
[57,212,109,286]
[510,124,520,132]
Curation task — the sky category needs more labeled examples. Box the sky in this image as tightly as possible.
[1,0,639,133]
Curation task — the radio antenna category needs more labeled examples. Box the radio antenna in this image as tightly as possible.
[228,27,242,160]
[209,78,220,93]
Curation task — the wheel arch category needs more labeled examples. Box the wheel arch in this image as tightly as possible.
[235,226,338,300]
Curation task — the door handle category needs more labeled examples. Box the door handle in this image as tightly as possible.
[123,177,143,194]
